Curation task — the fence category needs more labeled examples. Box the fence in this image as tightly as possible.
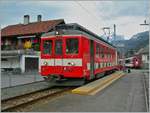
[1,71,43,88]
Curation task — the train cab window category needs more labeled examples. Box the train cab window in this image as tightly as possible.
[66,38,79,54]
[43,40,52,54]
[125,59,131,63]
[55,39,62,55]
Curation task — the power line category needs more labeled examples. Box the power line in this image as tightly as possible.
[74,1,101,25]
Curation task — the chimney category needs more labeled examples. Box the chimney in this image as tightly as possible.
[24,15,30,25]
[37,15,42,22]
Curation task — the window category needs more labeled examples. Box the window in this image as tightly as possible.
[55,39,62,55]
[147,55,149,60]
[43,40,52,54]
[66,38,79,54]
[98,63,101,68]
[100,63,103,68]
[96,44,99,57]
[100,47,104,58]
[125,59,131,63]
[1,58,8,61]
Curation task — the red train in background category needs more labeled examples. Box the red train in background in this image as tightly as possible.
[39,23,120,86]
[124,55,142,68]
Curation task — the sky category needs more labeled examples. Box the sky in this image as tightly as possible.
[0,1,149,39]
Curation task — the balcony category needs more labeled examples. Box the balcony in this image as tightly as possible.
[1,49,40,57]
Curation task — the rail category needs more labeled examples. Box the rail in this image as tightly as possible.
[1,87,73,112]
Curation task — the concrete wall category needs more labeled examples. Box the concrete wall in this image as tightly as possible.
[142,54,149,69]
[1,55,40,73]
[1,56,20,69]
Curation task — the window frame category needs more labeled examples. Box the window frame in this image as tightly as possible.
[64,37,81,57]
[55,39,63,56]
[42,39,53,55]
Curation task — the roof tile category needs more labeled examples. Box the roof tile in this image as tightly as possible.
[1,19,65,37]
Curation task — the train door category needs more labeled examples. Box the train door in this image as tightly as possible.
[90,40,95,79]
[54,38,63,74]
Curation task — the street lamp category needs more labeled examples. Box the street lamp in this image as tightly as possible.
[140,20,149,26]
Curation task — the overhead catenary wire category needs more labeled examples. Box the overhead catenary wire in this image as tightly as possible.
[74,1,104,35]
[74,1,114,41]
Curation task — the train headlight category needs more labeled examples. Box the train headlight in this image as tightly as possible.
[135,61,138,65]
[55,31,59,35]
[68,62,75,66]
[71,62,75,66]
[43,61,48,66]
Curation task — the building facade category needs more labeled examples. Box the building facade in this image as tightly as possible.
[1,15,65,73]
[136,45,149,69]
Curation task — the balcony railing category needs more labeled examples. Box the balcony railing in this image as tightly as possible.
[1,49,40,56]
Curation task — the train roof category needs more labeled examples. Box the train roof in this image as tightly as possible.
[41,23,116,48]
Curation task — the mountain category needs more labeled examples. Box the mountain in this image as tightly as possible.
[111,31,149,57]
[127,31,149,51]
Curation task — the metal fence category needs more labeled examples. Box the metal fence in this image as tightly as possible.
[1,70,43,88]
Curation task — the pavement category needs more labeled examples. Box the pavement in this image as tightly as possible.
[1,71,43,88]
[29,70,147,112]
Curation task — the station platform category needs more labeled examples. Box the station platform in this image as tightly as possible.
[29,69,147,112]
[72,71,125,95]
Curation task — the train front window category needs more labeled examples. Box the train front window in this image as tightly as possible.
[43,40,52,54]
[55,39,62,55]
[66,38,79,54]
[125,59,131,63]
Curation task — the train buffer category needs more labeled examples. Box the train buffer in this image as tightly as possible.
[72,71,125,95]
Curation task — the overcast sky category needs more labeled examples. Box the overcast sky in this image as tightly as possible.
[0,1,149,39]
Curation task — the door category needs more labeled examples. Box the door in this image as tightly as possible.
[54,38,63,74]
[25,57,38,72]
[90,40,95,79]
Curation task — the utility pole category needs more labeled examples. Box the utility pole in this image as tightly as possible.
[113,24,116,42]
[102,27,110,41]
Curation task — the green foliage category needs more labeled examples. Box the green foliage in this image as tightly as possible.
[33,43,40,51]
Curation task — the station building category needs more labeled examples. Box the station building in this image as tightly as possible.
[136,45,149,69]
[1,15,65,73]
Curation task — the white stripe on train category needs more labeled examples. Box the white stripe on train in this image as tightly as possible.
[40,58,82,66]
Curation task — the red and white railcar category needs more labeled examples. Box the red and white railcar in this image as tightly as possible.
[39,23,119,85]
[124,55,142,68]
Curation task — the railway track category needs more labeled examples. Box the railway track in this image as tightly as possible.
[1,86,73,112]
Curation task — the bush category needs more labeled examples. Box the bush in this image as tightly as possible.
[33,43,40,51]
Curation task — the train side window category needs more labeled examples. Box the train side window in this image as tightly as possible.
[101,63,103,68]
[101,47,104,58]
[96,44,99,57]
[98,63,101,68]
[55,39,62,55]
[43,40,52,54]
[103,63,105,67]
[66,38,79,54]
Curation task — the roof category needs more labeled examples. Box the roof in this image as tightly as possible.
[42,23,116,49]
[137,45,149,54]
[1,19,65,37]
